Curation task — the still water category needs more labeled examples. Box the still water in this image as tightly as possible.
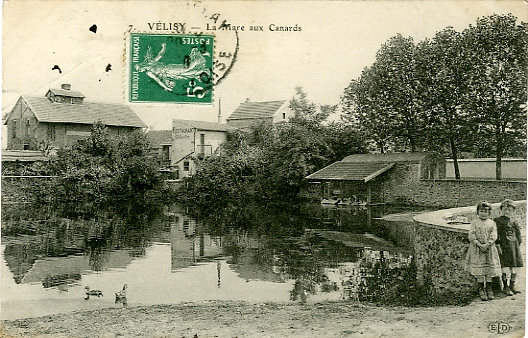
[1,203,418,320]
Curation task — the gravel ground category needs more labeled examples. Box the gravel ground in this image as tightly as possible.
[0,289,525,338]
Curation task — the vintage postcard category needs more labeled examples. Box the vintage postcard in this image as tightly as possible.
[1,1,526,337]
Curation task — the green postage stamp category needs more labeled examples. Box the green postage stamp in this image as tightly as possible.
[129,33,214,104]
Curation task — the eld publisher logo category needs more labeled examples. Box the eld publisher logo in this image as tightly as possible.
[488,322,511,334]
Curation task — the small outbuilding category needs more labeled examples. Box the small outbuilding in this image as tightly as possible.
[305,152,446,205]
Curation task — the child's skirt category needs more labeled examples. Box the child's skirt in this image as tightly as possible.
[466,243,502,277]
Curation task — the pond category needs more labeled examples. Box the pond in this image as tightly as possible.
[1,203,421,320]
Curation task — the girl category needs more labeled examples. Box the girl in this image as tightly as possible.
[494,199,523,296]
[466,201,502,301]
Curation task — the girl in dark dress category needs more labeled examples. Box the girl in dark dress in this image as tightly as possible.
[494,199,523,296]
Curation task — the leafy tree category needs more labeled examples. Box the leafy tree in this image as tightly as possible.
[342,35,427,152]
[47,121,163,218]
[373,34,426,152]
[463,14,527,179]
[342,76,394,153]
[416,28,475,179]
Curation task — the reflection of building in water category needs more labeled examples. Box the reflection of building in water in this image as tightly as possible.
[18,251,133,288]
[169,213,223,271]
[227,249,286,283]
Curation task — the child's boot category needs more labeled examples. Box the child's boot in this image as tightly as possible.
[502,275,514,296]
[510,276,521,294]
[486,283,495,300]
[503,283,514,296]
[478,283,488,301]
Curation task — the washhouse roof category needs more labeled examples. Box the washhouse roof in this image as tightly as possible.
[305,162,394,182]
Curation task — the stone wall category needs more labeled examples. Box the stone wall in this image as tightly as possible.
[385,179,526,208]
[413,201,526,295]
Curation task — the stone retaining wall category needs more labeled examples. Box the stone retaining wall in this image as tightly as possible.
[413,200,526,295]
[388,179,526,208]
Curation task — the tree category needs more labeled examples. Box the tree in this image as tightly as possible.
[463,14,527,180]
[416,28,475,179]
[342,35,427,152]
[342,75,394,153]
[49,122,163,217]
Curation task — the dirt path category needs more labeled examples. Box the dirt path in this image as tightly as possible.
[1,288,524,338]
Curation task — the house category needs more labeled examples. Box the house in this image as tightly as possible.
[226,99,294,131]
[305,152,445,205]
[146,130,172,168]
[4,84,147,150]
[171,119,237,179]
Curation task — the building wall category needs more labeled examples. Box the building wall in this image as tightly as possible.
[225,117,273,130]
[171,123,227,179]
[272,106,295,123]
[384,178,526,208]
[446,159,527,180]
[6,99,39,150]
[413,201,526,296]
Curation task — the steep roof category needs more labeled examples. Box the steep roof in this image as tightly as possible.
[147,130,172,147]
[173,119,237,132]
[13,96,147,128]
[227,100,287,120]
[342,152,432,164]
[306,162,394,182]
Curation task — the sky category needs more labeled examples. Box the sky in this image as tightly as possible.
[2,0,526,138]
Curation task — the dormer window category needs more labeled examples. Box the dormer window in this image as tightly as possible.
[45,84,85,104]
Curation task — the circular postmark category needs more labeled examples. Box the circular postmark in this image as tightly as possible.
[186,4,240,87]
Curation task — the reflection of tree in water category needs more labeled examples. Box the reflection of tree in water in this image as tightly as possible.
[2,202,168,275]
[196,204,367,303]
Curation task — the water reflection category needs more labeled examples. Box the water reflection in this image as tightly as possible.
[2,203,417,319]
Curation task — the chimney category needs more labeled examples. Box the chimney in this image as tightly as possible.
[218,98,222,124]
[245,98,250,102]
[61,84,71,91]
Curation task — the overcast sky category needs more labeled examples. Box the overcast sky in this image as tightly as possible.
[2,1,526,134]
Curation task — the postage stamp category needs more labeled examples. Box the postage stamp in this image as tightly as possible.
[129,33,214,104]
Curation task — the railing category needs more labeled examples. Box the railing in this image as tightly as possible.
[196,144,213,160]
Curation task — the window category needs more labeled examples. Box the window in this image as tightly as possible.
[162,145,170,161]
[47,124,56,141]
[12,119,17,138]
[282,112,286,120]
[25,119,30,138]
[183,161,190,171]
[199,133,205,154]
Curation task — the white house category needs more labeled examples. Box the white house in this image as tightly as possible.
[171,119,236,179]
[226,99,294,131]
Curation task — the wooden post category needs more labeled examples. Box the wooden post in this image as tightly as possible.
[367,183,371,206]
